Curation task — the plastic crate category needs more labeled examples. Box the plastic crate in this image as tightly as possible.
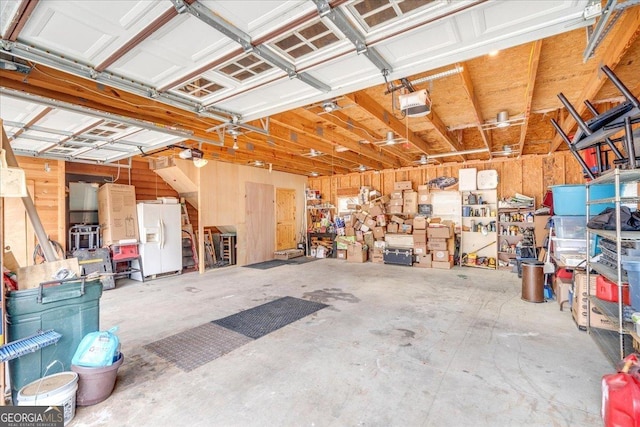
[552,216,586,239]
[550,184,615,216]
[551,237,587,256]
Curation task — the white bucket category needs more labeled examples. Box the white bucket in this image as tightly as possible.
[17,372,79,426]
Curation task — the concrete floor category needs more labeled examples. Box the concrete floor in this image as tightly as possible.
[71,259,610,427]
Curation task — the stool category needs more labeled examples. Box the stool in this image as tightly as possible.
[219,233,236,265]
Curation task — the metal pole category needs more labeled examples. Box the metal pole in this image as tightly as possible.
[1,126,58,262]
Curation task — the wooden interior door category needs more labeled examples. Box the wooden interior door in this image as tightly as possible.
[276,188,296,251]
[245,182,275,264]
[4,180,36,267]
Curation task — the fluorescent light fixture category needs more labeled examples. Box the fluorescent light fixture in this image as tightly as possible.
[496,111,510,128]
[310,171,319,177]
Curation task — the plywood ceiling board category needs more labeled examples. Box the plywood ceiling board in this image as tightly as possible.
[595,36,640,100]
[19,0,170,66]
[532,29,596,112]
[465,42,531,120]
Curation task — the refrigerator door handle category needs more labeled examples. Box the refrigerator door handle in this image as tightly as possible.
[159,219,165,249]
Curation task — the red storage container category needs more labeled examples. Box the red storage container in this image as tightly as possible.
[111,244,139,261]
[602,355,640,427]
[597,275,631,306]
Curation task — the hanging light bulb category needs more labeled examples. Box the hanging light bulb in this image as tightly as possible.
[358,164,367,172]
[232,136,239,150]
[419,155,428,165]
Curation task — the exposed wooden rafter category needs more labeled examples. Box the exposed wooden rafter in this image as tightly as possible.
[457,61,489,159]
[516,40,543,156]
[3,0,39,41]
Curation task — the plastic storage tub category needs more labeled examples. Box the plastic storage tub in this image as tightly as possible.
[550,184,615,216]
[623,261,640,310]
[551,237,587,256]
[7,279,102,398]
[552,216,587,239]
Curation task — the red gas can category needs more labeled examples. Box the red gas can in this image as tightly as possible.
[602,355,640,427]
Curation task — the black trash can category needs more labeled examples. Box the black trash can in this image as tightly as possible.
[521,260,545,303]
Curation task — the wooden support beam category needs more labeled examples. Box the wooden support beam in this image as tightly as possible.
[550,7,640,152]
[516,40,543,156]
[457,62,489,158]
[273,112,404,169]
[346,92,442,162]
[307,110,407,168]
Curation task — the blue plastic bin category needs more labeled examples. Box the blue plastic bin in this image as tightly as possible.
[550,184,615,216]
[623,261,640,310]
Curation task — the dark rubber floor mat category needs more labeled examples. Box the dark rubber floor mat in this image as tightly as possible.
[244,257,319,270]
[144,323,253,372]
[212,296,328,339]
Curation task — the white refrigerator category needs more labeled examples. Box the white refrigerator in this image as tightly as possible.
[131,202,182,281]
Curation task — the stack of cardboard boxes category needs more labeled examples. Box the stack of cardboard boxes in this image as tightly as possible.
[331,182,456,268]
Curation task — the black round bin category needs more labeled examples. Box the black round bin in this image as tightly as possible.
[521,260,545,303]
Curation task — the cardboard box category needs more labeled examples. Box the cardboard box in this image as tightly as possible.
[388,206,403,214]
[403,191,417,203]
[371,251,384,263]
[389,198,404,206]
[572,272,616,331]
[432,250,449,261]
[369,204,384,216]
[356,212,368,222]
[390,191,404,199]
[413,244,428,255]
[347,243,368,263]
[400,224,412,234]
[363,231,375,249]
[356,230,364,242]
[403,204,418,215]
[364,217,377,228]
[345,226,356,237]
[376,215,387,227]
[335,235,356,249]
[387,223,399,233]
[373,226,385,240]
[404,218,414,227]
[394,181,412,191]
[391,215,404,224]
[433,260,454,269]
[554,277,572,307]
[414,253,432,268]
[418,191,430,204]
[360,224,370,233]
[428,224,452,239]
[413,230,427,244]
[417,185,429,191]
[427,238,447,251]
[98,183,139,245]
[413,216,427,229]
[336,249,347,259]
[347,203,361,210]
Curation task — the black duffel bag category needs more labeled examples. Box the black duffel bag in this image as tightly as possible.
[586,206,640,231]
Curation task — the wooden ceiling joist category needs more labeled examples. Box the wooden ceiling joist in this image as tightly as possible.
[3,0,38,41]
[549,7,640,152]
[346,92,440,161]
[516,40,543,156]
[457,62,490,158]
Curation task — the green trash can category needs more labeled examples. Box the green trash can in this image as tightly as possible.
[7,279,102,398]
